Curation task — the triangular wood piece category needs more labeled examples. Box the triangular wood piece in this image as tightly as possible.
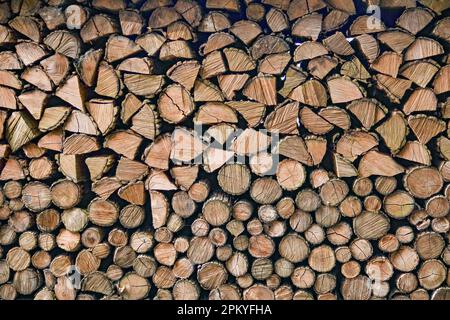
[105,35,142,63]
[323,32,355,56]
[9,16,41,42]
[396,141,431,165]
[85,155,115,180]
[232,128,271,156]
[121,93,142,125]
[230,20,262,46]
[243,75,277,106]
[350,15,385,35]
[104,130,142,160]
[218,74,249,100]
[264,102,299,135]
[355,34,379,63]
[167,60,200,90]
[300,107,334,135]
[293,41,328,62]
[322,10,346,32]
[376,111,408,154]
[131,103,160,140]
[358,150,404,178]
[143,133,172,170]
[289,79,327,107]
[433,17,450,43]
[6,111,40,152]
[0,157,25,180]
[375,74,411,104]
[0,70,22,89]
[223,48,256,72]
[63,134,100,155]
[250,35,289,60]
[328,76,364,104]
[199,32,235,56]
[136,32,166,56]
[377,29,414,53]
[0,51,22,70]
[292,13,322,40]
[80,14,118,43]
[226,101,266,127]
[40,53,70,86]
[171,128,206,163]
[38,128,64,152]
[21,66,53,92]
[18,90,48,120]
[150,190,169,228]
[403,88,437,114]
[64,110,99,135]
[56,74,86,111]
[308,56,338,80]
[305,135,327,165]
[205,123,236,145]
[117,57,153,75]
[400,60,439,88]
[405,37,444,61]
[77,49,103,87]
[119,9,144,36]
[277,135,313,166]
[194,102,238,125]
[44,30,81,59]
[15,42,47,66]
[203,147,235,173]
[336,130,379,161]
[408,115,446,144]
[371,52,403,78]
[57,154,88,182]
[259,52,291,75]
[39,107,70,132]
[170,165,198,190]
[92,177,122,199]
[396,7,433,35]
[194,79,224,102]
[95,62,121,98]
[286,0,327,19]
[124,74,165,98]
[118,181,146,205]
[115,157,149,182]
[279,65,307,98]
[433,65,450,95]
[333,153,358,177]
[347,98,386,129]
[146,170,177,191]
[418,0,450,15]
[318,107,351,130]
[86,99,118,136]
[341,56,371,81]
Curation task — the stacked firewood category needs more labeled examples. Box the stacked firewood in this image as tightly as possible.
[0,0,450,300]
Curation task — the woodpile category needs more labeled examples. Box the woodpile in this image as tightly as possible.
[0,0,450,301]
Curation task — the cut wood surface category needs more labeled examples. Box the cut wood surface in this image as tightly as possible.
[0,0,450,301]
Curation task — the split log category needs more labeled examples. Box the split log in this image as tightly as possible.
[0,0,447,301]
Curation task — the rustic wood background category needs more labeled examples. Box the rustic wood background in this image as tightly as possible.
[0,0,450,300]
